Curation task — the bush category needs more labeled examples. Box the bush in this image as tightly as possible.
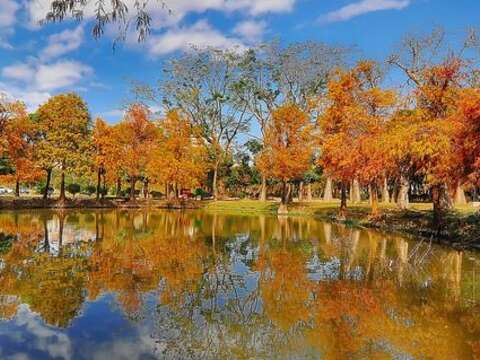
[193,188,209,199]
[36,182,53,197]
[84,185,96,195]
[67,183,81,198]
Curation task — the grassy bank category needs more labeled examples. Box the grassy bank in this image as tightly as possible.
[205,199,480,250]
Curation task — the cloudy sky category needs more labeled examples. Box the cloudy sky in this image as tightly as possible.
[0,0,477,122]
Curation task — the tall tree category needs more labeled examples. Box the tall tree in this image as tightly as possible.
[388,28,479,227]
[235,42,347,200]
[36,93,91,201]
[147,110,208,198]
[92,117,113,201]
[116,104,157,201]
[0,100,42,196]
[348,61,396,216]
[257,103,314,209]
[318,65,365,217]
[156,48,251,199]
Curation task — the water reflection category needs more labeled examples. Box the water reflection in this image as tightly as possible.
[0,210,479,359]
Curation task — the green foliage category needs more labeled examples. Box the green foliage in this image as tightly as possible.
[0,234,13,254]
[0,156,14,176]
[66,183,81,196]
[36,181,53,196]
[193,188,209,198]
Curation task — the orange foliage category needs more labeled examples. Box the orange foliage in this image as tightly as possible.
[147,110,208,192]
[257,103,314,203]
[0,101,42,189]
[319,61,396,214]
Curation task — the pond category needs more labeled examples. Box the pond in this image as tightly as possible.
[0,209,479,359]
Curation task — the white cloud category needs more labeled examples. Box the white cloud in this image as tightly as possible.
[147,20,245,56]
[40,26,84,60]
[0,0,19,49]
[320,0,410,23]
[35,60,93,90]
[234,20,267,41]
[2,63,36,82]
[226,0,296,15]
[0,81,51,111]
[1,59,93,110]
[0,0,19,28]
[2,60,93,91]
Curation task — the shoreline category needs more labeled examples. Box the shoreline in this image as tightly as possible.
[1,198,479,251]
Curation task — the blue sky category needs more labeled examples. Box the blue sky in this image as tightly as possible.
[0,0,478,123]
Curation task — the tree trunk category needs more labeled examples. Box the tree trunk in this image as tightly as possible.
[339,182,348,218]
[59,165,66,201]
[116,177,122,198]
[101,174,106,199]
[167,183,175,200]
[43,168,52,200]
[129,176,136,201]
[397,174,410,210]
[382,177,390,203]
[287,183,293,203]
[281,181,289,205]
[392,181,399,203]
[432,183,453,231]
[278,181,289,215]
[260,175,267,201]
[370,183,379,217]
[212,162,219,200]
[15,179,20,197]
[143,178,149,199]
[306,183,313,201]
[351,179,361,203]
[96,168,102,201]
[453,185,467,206]
[298,181,304,202]
[323,177,333,201]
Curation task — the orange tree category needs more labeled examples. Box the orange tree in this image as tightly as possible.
[319,61,396,217]
[257,103,314,205]
[451,88,480,190]
[115,104,158,200]
[92,117,124,200]
[387,30,477,227]
[146,110,208,198]
[351,61,396,216]
[318,65,365,216]
[0,100,42,195]
[36,93,91,201]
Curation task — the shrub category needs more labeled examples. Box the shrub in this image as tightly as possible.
[84,185,96,195]
[67,183,81,198]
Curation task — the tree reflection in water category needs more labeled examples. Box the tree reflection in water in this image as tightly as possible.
[0,209,479,359]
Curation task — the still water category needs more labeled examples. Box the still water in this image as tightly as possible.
[0,209,479,360]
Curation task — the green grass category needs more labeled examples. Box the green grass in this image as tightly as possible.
[204,199,279,213]
[203,199,478,216]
